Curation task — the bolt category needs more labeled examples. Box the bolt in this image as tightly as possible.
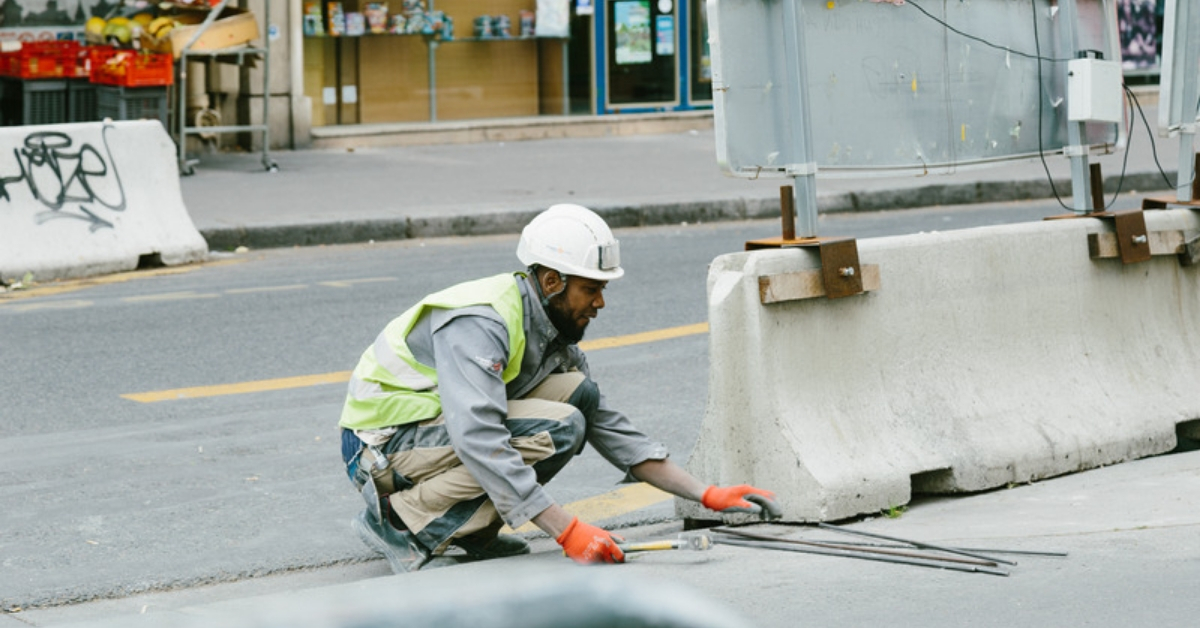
[839,266,856,277]
[1133,234,1148,245]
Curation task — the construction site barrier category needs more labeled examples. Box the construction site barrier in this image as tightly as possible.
[678,210,1200,523]
[0,120,207,283]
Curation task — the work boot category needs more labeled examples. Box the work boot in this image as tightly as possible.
[352,509,431,573]
[360,476,386,526]
[452,530,531,560]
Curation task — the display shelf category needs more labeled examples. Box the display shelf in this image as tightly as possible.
[174,0,277,175]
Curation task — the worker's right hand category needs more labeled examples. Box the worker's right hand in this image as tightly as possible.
[556,517,626,564]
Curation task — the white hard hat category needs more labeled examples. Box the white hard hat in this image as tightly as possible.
[517,204,624,281]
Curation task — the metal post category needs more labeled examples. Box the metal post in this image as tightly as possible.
[261,0,273,171]
[1177,131,1196,202]
[562,39,570,116]
[779,0,819,237]
[1057,0,1091,213]
[428,38,438,122]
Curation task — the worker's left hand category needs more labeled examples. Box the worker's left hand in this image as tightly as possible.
[556,517,626,564]
[702,484,782,520]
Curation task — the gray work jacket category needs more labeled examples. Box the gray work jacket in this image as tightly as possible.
[405,274,668,528]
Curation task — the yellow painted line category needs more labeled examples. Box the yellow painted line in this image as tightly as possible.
[0,260,239,302]
[502,483,674,534]
[578,322,709,351]
[121,371,354,403]
[122,322,710,403]
[121,291,220,303]
[1,299,94,313]
[319,277,398,288]
[225,284,309,295]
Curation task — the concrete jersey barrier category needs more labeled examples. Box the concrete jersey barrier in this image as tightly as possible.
[0,121,208,283]
[678,209,1200,523]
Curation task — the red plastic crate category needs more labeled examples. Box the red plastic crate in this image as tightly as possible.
[1,40,80,79]
[81,45,118,79]
[91,50,174,87]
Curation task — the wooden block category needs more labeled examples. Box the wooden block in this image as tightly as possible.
[1087,230,1185,259]
[759,264,881,304]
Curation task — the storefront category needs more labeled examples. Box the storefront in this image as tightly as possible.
[299,0,715,128]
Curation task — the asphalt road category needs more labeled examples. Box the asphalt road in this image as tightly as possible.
[0,196,1149,611]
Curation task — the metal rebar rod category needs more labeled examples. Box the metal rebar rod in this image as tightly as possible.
[807,539,1068,558]
[712,527,997,568]
[817,522,1016,566]
[714,537,1009,577]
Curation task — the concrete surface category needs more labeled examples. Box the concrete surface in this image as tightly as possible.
[6,448,1198,628]
[679,209,1200,523]
[0,121,207,283]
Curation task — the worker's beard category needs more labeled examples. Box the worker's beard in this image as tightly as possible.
[546,296,589,345]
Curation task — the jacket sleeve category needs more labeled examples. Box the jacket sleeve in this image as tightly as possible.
[568,347,670,473]
[431,314,555,528]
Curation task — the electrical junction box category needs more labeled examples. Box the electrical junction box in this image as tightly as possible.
[1067,57,1123,123]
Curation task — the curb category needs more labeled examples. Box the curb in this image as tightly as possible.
[199,171,1178,251]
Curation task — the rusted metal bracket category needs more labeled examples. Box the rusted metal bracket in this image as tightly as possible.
[1088,210,1153,264]
[1044,164,1152,264]
[745,185,876,302]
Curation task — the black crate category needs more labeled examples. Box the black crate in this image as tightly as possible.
[0,77,68,126]
[67,79,97,123]
[96,84,168,127]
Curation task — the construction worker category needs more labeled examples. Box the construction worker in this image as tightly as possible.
[338,204,780,572]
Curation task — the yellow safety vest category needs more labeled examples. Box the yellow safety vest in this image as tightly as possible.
[339,273,527,431]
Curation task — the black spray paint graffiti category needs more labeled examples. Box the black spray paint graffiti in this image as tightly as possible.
[0,126,128,232]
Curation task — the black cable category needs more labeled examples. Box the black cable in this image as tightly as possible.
[1101,88,1137,211]
[1126,85,1195,190]
[906,0,1073,63]
[1031,1,1074,211]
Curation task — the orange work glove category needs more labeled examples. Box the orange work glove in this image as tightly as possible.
[555,517,626,564]
[701,484,782,520]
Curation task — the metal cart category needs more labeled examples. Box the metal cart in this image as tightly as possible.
[174,0,278,175]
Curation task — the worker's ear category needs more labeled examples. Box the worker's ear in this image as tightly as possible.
[539,267,564,296]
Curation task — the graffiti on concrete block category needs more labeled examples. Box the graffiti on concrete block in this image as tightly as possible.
[0,127,127,232]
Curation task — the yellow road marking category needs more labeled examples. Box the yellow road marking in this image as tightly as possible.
[502,483,674,534]
[578,322,709,351]
[122,322,710,403]
[0,261,239,302]
[121,371,354,403]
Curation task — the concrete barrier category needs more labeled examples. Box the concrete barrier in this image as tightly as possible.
[678,209,1200,523]
[0,121,207,283]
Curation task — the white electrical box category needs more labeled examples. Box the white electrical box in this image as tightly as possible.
[1067,58,1123,123]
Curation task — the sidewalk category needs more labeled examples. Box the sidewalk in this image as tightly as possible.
[178,93,1185,253]
[10,448,1199,628]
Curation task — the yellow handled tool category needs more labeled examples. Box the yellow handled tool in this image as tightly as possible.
[621,534,713,553]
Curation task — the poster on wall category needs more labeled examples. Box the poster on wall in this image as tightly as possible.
[654,14,673,55]
[536,0,570,37]
[1117,0,1159,70]
[0,0,114,41]
[614,0,651,64]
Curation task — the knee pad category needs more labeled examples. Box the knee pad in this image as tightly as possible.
[567,376,600,421]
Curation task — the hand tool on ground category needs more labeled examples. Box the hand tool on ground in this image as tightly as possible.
[817,522,1016,566]
[711,526,1000,568]
[620,533,714,553]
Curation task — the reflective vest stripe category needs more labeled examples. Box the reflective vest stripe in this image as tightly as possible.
[338,273,526,431]
[371,330,436,391]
